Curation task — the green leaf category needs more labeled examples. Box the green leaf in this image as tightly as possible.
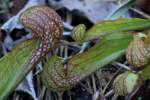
[41,32,133,91]
[84,18,150,41]
[107,0,136,20]
[0,39,39,99]
[69,32,133,78]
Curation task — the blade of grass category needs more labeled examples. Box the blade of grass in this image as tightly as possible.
[107,0,136,20]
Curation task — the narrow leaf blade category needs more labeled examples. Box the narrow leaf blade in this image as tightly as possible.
[0,39,39,99]
[84,18,150,41]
